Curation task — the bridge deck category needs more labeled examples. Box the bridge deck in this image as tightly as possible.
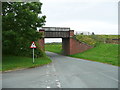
[40,27,71,38]
[42,27,70,31]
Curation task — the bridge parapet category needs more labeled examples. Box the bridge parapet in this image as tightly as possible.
[39,27,72,38]
[42,27,70,31]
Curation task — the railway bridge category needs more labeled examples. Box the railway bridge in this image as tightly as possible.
[39,27,92,55]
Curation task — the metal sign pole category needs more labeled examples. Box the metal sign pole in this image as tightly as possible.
[33,48,34,63]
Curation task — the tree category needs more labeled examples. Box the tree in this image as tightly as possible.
[2,2,46,57]
[92,32,95,35]
[80,32,83,35]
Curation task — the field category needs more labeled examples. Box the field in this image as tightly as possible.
[45,43,119,66]
[2,55,52,71]
[45,43,62,54]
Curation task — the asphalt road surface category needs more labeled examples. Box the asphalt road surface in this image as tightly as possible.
[2,51,118,88]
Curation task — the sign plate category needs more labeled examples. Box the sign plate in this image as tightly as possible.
[30,41,36,48]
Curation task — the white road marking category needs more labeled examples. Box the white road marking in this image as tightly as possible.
[56,82,61,88]
[56,80,59,82]
[46,61,62,88]
[47,86,50,88]
[56,80,61,88]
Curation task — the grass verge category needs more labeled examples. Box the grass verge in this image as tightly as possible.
[45,43,119,66]
[2,55,52,71]
[70,43,119,66]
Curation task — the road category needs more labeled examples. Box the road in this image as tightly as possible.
[2,51,118,88]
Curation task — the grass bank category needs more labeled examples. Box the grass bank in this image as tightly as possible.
[2,55,52,71]
[45,43,119,66]
[69,43,119,66]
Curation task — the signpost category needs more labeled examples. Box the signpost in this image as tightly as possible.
[30,41,36,63]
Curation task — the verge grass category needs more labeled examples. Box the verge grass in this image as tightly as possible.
[2,55,52,71]
[69,43,119,66]
[45,43,119,66]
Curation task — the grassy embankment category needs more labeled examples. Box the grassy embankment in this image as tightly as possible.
[2,55,52,71]
[70,43,119,66]
[45,43,119,66]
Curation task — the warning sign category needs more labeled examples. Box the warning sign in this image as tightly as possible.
[30,41,36,48]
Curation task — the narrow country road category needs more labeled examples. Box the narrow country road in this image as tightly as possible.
[2,51,118,88]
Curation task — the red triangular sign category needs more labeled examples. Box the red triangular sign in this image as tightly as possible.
[30,41,36,48]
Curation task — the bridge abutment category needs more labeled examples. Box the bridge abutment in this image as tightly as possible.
[69,38,92,55]
[38,30,45,51]
[62,38,70,55]
[38,38,44,51]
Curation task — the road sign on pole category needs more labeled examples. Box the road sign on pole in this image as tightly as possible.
[30,42,36,63]
[30,41,36,48]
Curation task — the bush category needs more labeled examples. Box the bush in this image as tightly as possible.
[2,34,45,57]
[14,41,45,57]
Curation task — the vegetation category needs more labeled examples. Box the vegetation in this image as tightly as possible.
[2,2,53,71]
[2,55,52,71]
[45,43,62,54]
[2,2,46,57]
[75,35,96,46]
[75,34,119,46]
[45,43,119,66]
[70,43,119,66]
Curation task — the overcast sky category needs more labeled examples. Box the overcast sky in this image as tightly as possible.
[40,0,118,43]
